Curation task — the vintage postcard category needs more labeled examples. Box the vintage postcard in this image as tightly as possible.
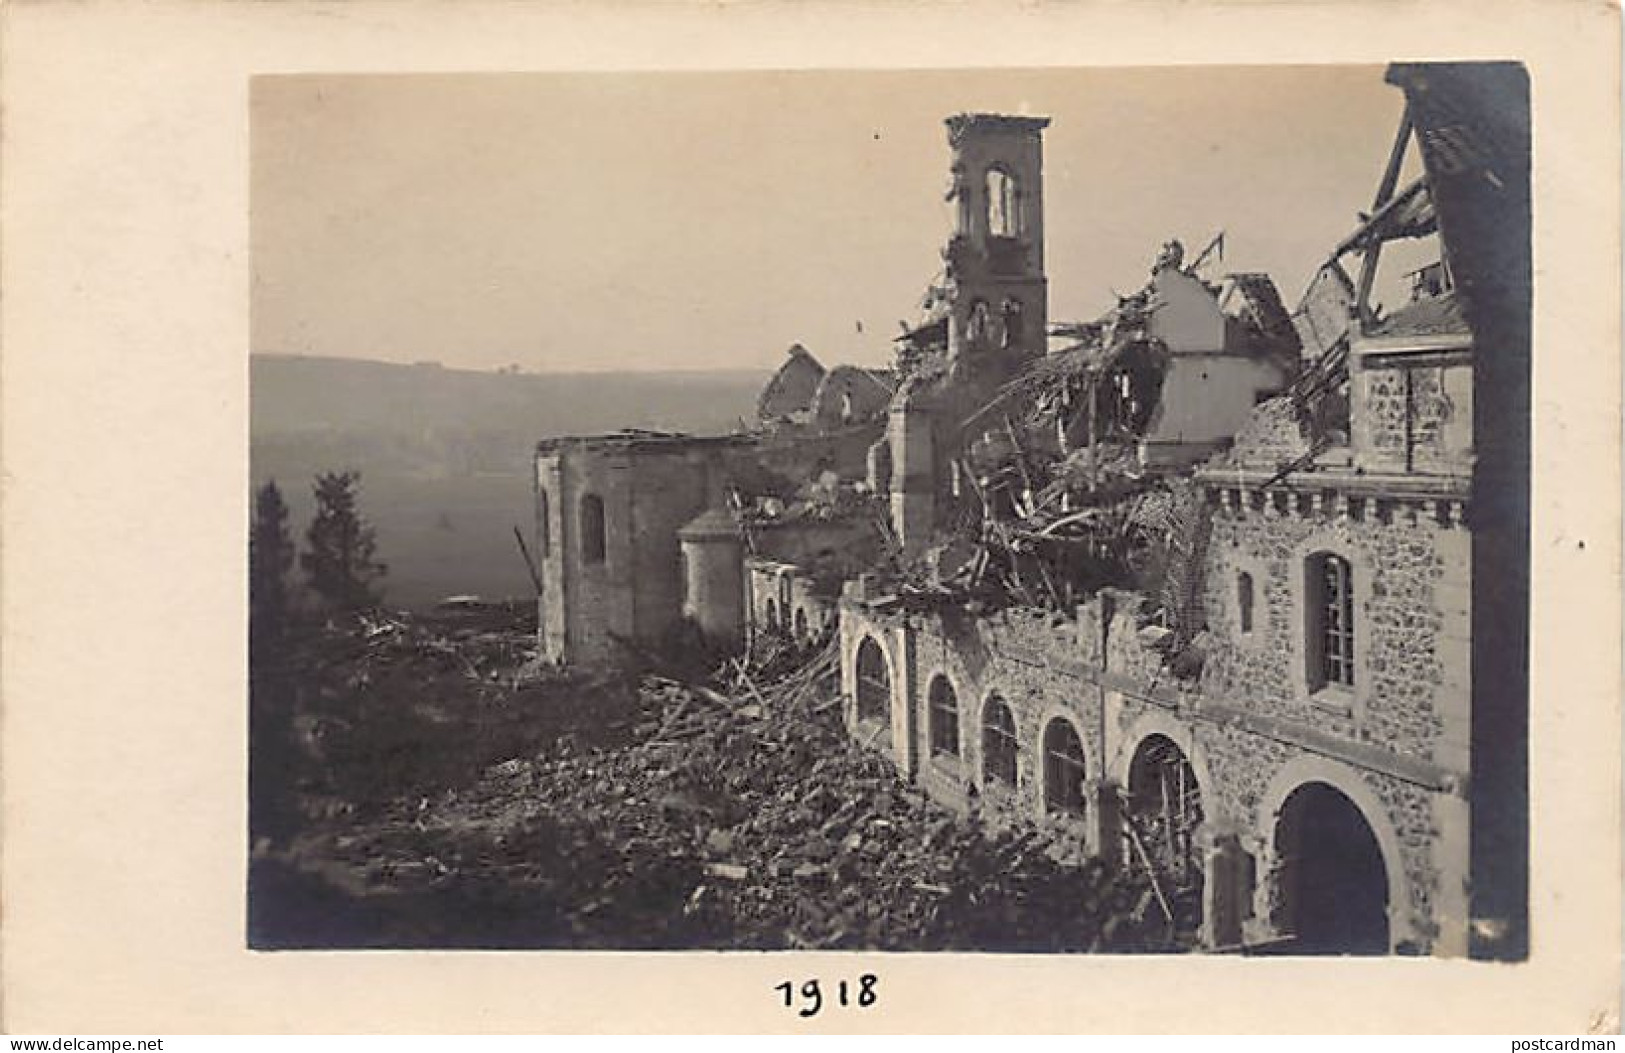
[2,0,1619,1035]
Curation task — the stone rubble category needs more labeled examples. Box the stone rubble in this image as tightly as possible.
[255,613,1172,952]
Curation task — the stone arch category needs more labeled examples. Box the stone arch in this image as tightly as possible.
[1111,709,1214,808]
[852,633,894,738]
[1033,700,1101,785]
[1253,753,1411,952]
[924,670,963,759]
[1118,719,1210,938]
[1039,713,1088,819]
[985,166,1020,238]
[999,297,1025,350]
[965,299,993,347]
[979,692,1019,789]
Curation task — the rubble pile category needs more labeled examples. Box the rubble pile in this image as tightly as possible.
[871,458,1211,681]
[256,608,642,820]
[260,616,1173,952]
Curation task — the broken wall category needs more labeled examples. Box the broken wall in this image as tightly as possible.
[536,438,744,664]
[758,345,827,424]
[838,594,1146,863]
[755,420,887,486]
[1350,348,1475,476]
[811,367,895,429]
[834,509,1472,954]
[1140,354,1290,467]
[752,515,879,569]
[1146,268,1226,353]
[747,559,839,644]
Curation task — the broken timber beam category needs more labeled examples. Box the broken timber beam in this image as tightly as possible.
[1123,811,1176,925]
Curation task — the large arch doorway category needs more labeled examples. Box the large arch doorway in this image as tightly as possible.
[1124,734,1205,939]
[1274,781,1390,955]
[854,637,892,749]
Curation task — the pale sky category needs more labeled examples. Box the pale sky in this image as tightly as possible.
[251,66,1415,374]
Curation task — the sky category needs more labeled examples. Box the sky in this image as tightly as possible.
[251,65,1422,375]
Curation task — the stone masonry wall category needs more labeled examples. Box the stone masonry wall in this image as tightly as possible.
[907,606,1102,825]
[836,520,1469,953]
[1368,768,1441,950]
[747,560,838,643]
[839,599,1128,860]
[1200,498,1464,765]
[1352,357,1473,477]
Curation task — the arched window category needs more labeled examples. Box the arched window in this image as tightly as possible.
[1307,553,1355,690]
[1043,718,1087,817]
[855,637,889,724]
[986,168,1019,238]
[982,697,1017,786]
[793,606,809,642]
[1000,298,1024,350]
[536,487,551,556]
[765,598,780,632]
[1126,734,1203,890]
[579,493,606,565]
[966,299,992,346]
[1237,571,1255,634]
[928,675,960,758]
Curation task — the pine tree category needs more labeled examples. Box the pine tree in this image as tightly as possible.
[301,470,387,613]
[249,479,300,845]
[249,479,297,640]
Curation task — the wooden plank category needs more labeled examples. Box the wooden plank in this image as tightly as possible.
[1123,813,1175,924]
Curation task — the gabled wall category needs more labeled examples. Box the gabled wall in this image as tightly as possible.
[1135,267,1292,467]
[1142,354,1289,466]
[1147,268,1226,353]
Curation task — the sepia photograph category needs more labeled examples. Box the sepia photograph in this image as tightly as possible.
[246,62,1531,960]
[5,0,1622,1034]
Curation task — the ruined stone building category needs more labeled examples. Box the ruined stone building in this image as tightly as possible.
[533,63,1529,957]
[534,432,752,665]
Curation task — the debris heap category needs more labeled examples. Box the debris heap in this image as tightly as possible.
[255,616,1176,952]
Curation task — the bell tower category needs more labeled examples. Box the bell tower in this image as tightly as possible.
[942,113,1050,373]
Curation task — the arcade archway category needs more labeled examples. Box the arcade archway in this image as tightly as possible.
[853,637,892,749]
[1124,733,1205,939]
[1273,781,1390,955]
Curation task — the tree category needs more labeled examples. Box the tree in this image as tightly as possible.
[249,479,300,845]
[301,470,387,613]
[249,479,297,641]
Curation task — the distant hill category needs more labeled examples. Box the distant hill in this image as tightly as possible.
[251,354,768,609]
[252,355,767,443]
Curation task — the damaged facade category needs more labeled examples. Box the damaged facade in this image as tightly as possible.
[533,64,1529,958]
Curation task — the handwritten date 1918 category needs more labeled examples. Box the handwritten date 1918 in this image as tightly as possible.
[774,975,878,1017]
